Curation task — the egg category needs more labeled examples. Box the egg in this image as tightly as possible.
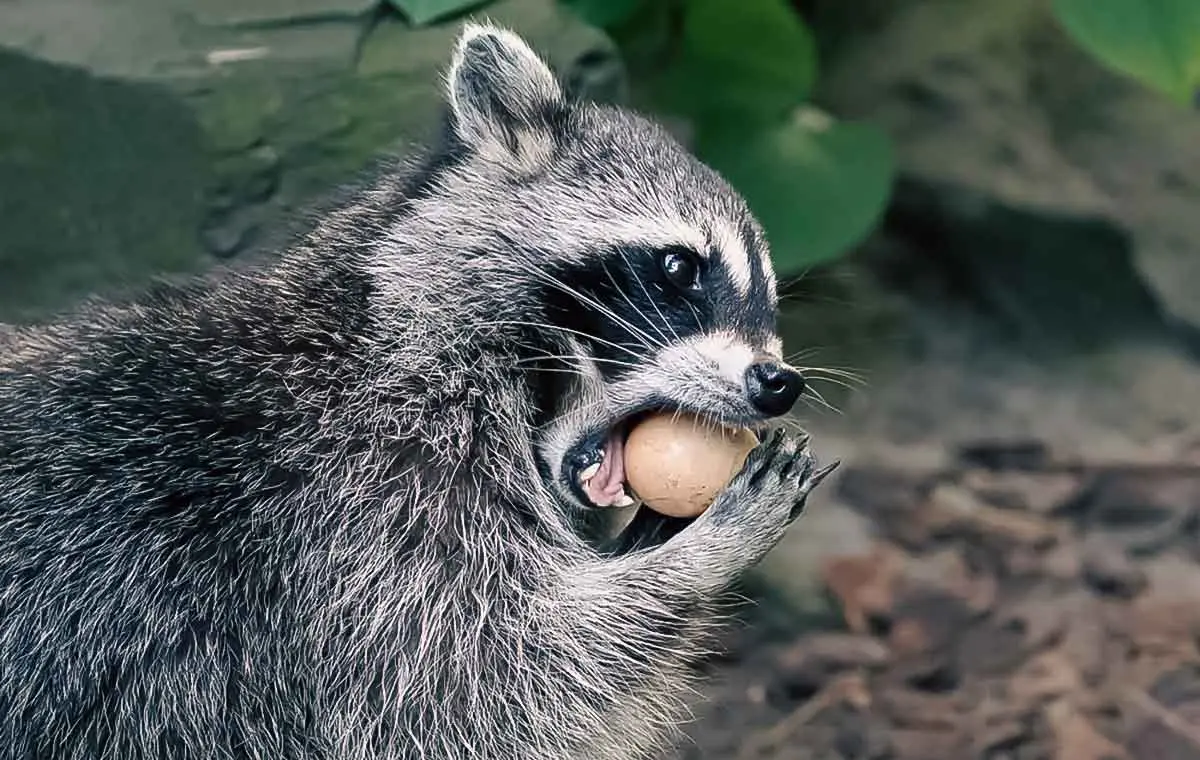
[623,411,759,518]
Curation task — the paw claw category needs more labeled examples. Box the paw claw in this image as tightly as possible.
[810,459,841,488]
[744,427,785,486]
[779,457,795,478]
[706,430,836,532]
[788,457,841,521]
[766,427,787,450]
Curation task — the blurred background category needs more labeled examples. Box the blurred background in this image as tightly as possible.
[2,0,1199,757]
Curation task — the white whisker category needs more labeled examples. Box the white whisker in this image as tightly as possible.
[523,265,664,354]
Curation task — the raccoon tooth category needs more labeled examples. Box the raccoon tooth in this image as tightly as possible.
[579,463,601,482]
[614,491,635,508]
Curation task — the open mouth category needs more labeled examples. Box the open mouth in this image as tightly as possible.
[560,404,774,553]
[563,405,759,510]
[565,416,641,509]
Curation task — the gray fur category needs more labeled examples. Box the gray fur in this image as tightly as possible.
[0,22,832,760]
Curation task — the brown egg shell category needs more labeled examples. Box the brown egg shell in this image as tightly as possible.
[623,412,758,518]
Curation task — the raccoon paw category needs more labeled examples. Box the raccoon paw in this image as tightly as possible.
[705,427,838,531]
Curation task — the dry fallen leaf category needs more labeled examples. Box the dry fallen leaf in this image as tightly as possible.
[926,483,1061,546]
[1046,699,1130,760]
[901,547,997,614]
[1010,650,1084,705]
[960,468,1081,514]
[820,544,905,633]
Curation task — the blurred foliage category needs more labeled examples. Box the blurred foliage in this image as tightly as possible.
[562,0,894,275]
[696,112,892,275]
[1052,0,1200,107]
[403,0,1199,274]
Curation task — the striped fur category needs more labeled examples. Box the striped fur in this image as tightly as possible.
[0,23,832,760]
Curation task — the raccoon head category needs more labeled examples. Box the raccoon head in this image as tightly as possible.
[411,24,805,521]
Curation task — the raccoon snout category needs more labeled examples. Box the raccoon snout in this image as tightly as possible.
[744,361,805,417]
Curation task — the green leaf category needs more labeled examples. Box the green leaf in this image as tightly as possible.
[653,0,817,124]
[1053,0,1200,105]
[697,109,894,272]
[560,0,645,29]
[387,0,493,26]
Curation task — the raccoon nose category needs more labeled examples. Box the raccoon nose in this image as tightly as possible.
[745,361,805,417]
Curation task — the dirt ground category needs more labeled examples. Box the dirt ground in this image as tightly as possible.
[664,432,1200,760]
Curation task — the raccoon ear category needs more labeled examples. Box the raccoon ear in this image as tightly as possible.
[446,23,564,168]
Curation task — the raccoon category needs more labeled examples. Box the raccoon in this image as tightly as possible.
[0,22,835,760]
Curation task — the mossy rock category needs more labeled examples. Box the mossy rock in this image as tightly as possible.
[0,49,212,322]
[0,0,624,320]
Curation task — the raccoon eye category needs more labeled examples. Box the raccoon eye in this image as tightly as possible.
[659,248,702,292]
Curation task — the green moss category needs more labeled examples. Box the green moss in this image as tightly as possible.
[0,0,623,320]
[193,78,286,155]
[0,50,211,321]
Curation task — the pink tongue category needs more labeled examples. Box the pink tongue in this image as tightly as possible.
[583,431,627,507]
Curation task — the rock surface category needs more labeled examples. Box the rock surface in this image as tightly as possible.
[806,0,1200,334]
[0,0,622,320]
[760,0,1200,618]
